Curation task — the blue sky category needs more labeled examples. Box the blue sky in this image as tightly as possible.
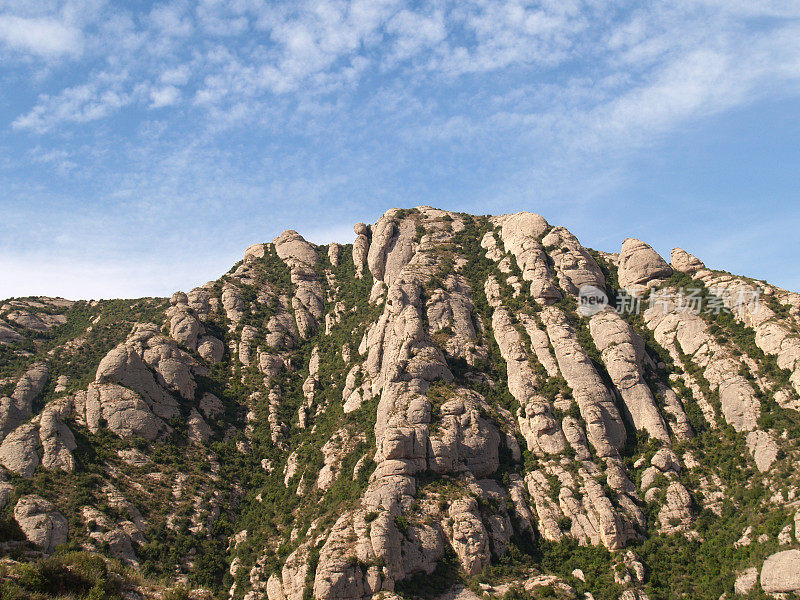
[1,0,799,299]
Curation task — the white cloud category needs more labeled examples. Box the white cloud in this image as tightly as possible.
[3,1,800,297]
[160,64,191,85]
[150,85,181,108]
[0,14,82,57]
[12,70,133,133]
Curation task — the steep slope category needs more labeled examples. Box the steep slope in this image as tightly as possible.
[0,207,799,600]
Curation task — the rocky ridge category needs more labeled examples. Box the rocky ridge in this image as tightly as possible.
[0,207,799,600]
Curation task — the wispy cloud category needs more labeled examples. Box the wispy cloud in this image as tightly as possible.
[0,14,83,57]
[2,1,800,297]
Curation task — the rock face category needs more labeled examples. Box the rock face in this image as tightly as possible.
[643,296,762,433]
[0,423,40,476]
[0,362,48,440]
[589,310,671,442]
[541,226,605,294]
[39,400,77,472]
[2,207,800,600]
[542,306,626,456]
[760,549,800,593]
[618,238,673,294]
[492,212,561,301]
[274,230,323,339]
[746,430,778,472]
[670,248,705,274]
[734,567,759,595]
[14,495,68,554]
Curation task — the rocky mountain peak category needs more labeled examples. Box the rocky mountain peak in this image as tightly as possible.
[0,207,799,600]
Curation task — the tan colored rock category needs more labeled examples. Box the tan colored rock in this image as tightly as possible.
[734,567,759,595]
[760,549,800,593]
[485,288,564,456]
[187,285,218,320]
[188,408,212,443]
[541,226,605,295]
[367,211,418,285]
[519,315,560,377]
[167,303,201,350]
[543,307,626,456]
[493,212,561,301]
[0,423,39,477]
[244,243,266,262]
[239,325,259,367]
[199,392,224,420]
[644,300,761,432]
[0,362,48,440]
[14,495,68,554]
[222,284,245,325]
[795,511,800,543]
[0,481,14,509]
[670,248,705,274]
[96,340,178,418]
[746,430,778,472]
[653,382,693,440]
[39,401,77,472]
[53,375,68,393]
[618,238,672,293]
[197,335,224,363]
[353,223,370,278]
[0,321,23,344]
[448,497,491,575]
[328,243,342,267]
[105,323,197,404]
[84,383,166,440]
[274,229,318,268]
[313,514,386,599]
[651,448,681,473]
[590,310,670,442]
[274,230,323,339]
[779,523,793,546]
[427,392,501,477]
[657,481,692,534]
[6,311,49,331]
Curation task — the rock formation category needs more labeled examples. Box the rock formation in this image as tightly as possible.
[0,207,798,600]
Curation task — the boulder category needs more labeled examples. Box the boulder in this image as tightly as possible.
[353,223,370,278]
[328,243,342,267]
[39,402,77,472]
[367,211,418,285]
[734,567,758,595]
[746,430,779,473]
[618,238,672,293]
[541,226,605,295]
[85,383,166,440]
[244,243,266,262]
[1,362,48,440]
[14,495,68,554]
[670,248,705,274]
[0,321,23,345]
[493,212,561,301]
[188,408,212,443]
[197,335,225,363]
[0,423,40,477]
[760,549,800,593]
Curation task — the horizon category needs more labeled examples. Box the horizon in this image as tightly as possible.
[1,205,791,302]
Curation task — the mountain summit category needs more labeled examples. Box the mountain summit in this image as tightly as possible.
[1,207,799,600]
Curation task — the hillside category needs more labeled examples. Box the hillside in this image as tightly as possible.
[0,207,799,600]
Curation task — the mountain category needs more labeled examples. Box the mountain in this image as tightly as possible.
[0,206,798,600]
